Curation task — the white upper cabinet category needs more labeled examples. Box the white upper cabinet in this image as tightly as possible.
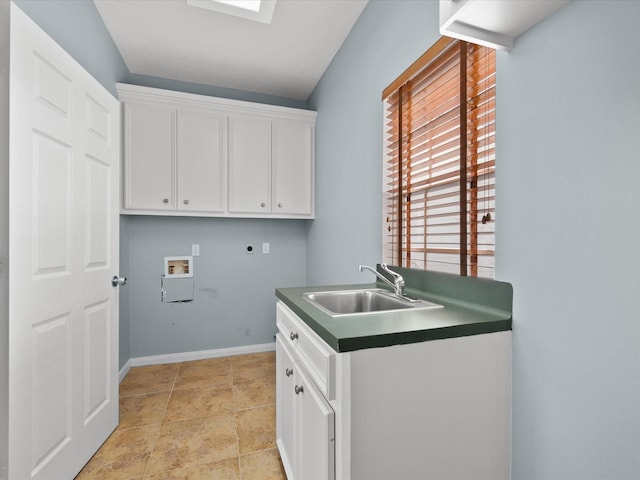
[228,115,315,217]
[228,115,272,214]
[273,120,314,216]
[117,83,316,218]
[439,0,569,51]
[177,110,226,213]
[123,102,175,210]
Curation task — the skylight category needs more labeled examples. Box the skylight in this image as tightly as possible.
[186,0,276,24]
[215,0,261,13]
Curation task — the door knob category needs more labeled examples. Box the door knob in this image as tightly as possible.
[111,276,127,287]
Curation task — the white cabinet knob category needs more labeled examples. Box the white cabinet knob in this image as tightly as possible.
[261,202,266,208]
[278,203,283,208]
[163,198,169,203]
[184,199,189,205]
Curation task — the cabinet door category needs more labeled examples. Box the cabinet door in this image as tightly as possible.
[228,115,271,214]
[123,102,174,210]
[295,366,335,480]
[272,120,314,216]
[276,335,296,479]
[177,110,226,212]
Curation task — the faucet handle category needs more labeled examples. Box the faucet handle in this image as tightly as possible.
[380,263,403,282]
[380,264,405,296]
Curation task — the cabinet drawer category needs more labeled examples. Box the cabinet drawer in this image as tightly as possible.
[277,302,335,400]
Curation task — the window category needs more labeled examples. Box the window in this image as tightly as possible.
[383,37,495,278]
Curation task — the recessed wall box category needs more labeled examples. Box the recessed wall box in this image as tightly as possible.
[164,256,193,278]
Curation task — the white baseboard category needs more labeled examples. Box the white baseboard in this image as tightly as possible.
[118,342,276,383]
[119,359,132,383]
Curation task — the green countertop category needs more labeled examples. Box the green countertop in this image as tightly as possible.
[275,267,513,353]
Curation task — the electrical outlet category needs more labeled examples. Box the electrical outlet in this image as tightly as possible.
[192,244,200,256]
[262,242,270,254]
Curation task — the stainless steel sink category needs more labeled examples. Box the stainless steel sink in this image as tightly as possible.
[302,288,442,317]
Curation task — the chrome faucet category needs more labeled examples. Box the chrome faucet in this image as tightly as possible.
[359,263,405,297]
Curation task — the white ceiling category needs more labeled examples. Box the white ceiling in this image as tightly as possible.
[94,0,369,101]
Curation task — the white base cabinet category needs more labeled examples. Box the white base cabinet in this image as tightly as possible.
[276,335,335,480]
[276,301,511,480]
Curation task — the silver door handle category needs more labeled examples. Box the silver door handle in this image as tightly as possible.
[111,276,127,287]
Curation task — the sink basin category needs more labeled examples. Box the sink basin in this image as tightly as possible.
[303,289,442,317]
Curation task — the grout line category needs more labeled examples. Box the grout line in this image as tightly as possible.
[140,362,182,477]
[230,357,244,479]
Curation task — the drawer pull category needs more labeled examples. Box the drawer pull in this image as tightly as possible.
[285,368,293,377]
[295,385,304,395]
[290,332,299,341]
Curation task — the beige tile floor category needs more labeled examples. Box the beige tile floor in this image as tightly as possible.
[75,351,286,480]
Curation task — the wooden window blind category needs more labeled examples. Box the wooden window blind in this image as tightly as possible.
[383,38,495,278]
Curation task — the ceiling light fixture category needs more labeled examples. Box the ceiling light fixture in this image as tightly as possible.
[186,0,277,24]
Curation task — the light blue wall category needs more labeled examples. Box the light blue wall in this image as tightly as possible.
[127,73,307,110]
[306,0,440,286]
[309,0,640,478]
[497,1,640,478]
[125,217,307,358]
[13,0,128,97]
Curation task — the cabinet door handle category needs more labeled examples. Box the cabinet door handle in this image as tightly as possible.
[260,202,266,208]
[294,385,304,395]
[289,332,298,341]
[183,199,189,205]
[285,368,293,377]
[278,202,283,208]
[163,198,169,203]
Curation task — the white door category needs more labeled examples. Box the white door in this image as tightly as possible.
[8,4,120,479]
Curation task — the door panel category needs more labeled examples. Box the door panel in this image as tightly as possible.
[272,120,313,215]
[276,335,296,479]
[177,110,226,212]
[296,366,335,480]
[8,4,120,479]
[31,314,72,475]
[124,103,174,210]
[84,301,110,422]
[228,115,271,213]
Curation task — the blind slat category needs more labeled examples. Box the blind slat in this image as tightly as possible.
[383,39,495,278]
